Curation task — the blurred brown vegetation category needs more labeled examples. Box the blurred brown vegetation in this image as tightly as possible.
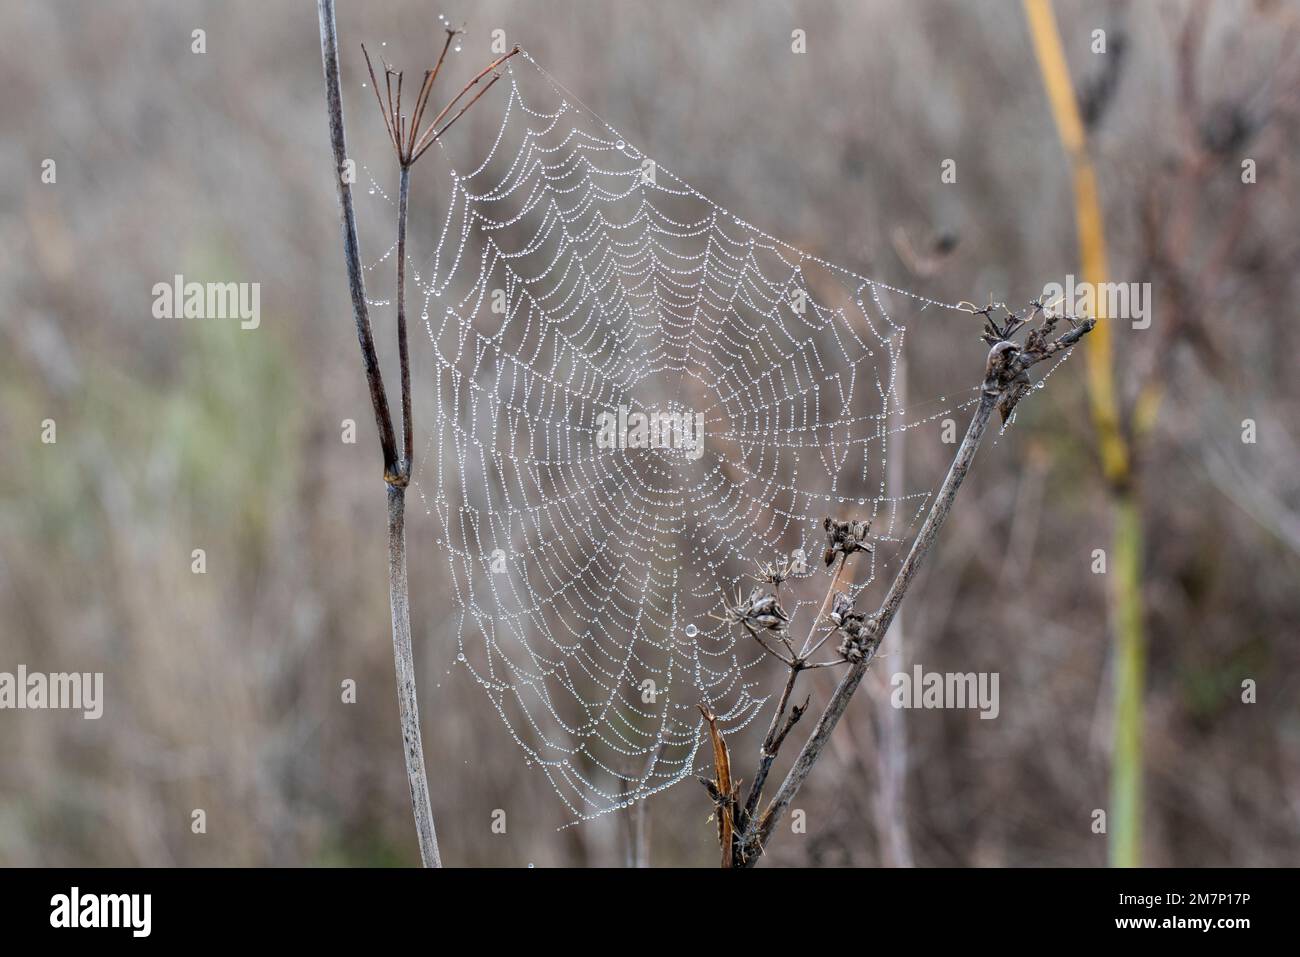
[2,0,1298,866]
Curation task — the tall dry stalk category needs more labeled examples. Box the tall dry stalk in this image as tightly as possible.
[315,0,515,867]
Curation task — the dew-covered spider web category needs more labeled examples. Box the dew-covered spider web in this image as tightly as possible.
[357,52,1060,827]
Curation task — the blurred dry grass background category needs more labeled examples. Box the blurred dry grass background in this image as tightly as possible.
[2,0,1298,866]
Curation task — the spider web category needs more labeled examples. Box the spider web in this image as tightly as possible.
[360,52,997,826]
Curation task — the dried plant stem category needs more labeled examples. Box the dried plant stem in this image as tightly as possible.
[317,0,398,481]
[316,0,439,867]
[396,164,413,474]
[387,482,440,866]
[734,552,846,835]
[737,317,1093,865]
[411,47,520,162]
[800,554,848,659]
[741,666,803,827]
[742,387,999,864]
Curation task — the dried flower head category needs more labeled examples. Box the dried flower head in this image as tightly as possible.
[826,591,879,663]
[839,635,868,663]
[753,557,795,588]
[722,586,790,633]
[823,517,874,566]
[361,35,520,169]
[829,591,854,628]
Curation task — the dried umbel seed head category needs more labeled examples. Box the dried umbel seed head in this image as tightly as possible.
[753,557,794,588]
[823,516,875,566]
[724,586,790,633]
[839,634,867,663]
[984,339,1021,382]
[747,589,790,631]
[829,591,855,628]
[826,591,879,662]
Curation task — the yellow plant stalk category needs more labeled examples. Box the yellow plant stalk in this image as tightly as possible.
[1023,0,1146,867]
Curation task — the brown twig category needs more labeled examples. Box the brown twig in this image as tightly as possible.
[362,37,519,169]
[740,664,807,833]
[396,165,413,477]
[411,47,521,162]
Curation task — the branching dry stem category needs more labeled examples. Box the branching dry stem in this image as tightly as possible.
[316,0,515,867]
[703,306,1097,868]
